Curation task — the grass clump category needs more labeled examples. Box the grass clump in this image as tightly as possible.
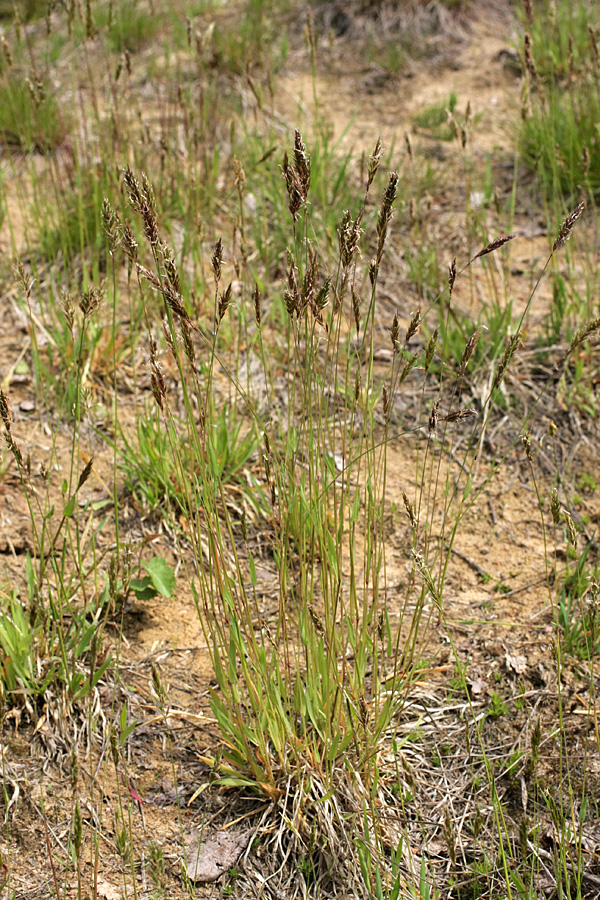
[518,0,600,200]
[0,75,65,151]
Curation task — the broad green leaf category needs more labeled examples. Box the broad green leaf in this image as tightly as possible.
[143,557,176,598]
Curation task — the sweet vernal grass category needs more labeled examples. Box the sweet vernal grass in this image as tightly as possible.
[0,1,599,897]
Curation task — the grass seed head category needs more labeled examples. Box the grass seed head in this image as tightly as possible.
[445,408,476,422]
[391,312,400,353]
[253,284,261,327]
[79,285,103,318]
[314,276,332,313]
[281,152,303,222]
[405,309,421,344]
[493,330,522,391]
[352,285,361,334]
[60,288,75,333]
[425,328,438,371]
[0,390,13,432]
[402,490,417,529]
[284,256,300,318]
[398,353,418,386]
[473,233,515,261]
[293,128,311,199]
[211,237,223,284]
[122,222,138,267]
[522,432,533,464]
[180,319,196,365]
[367,136,383,189]
[428,400,439,438]
[459,328,480,377]
[102,197,121,253]
[1,36,12,67]
[376,171,399,264]
[339,209,363,269]
[448,258,457,296]
[564,511,578,549]
[162,244,181,294]
[76,457,94,492]
[550,488,561,525]
[523,33,543,95]
[569,316,600,352]
[553,201,585,252]
[217,283,233,325]
[150,336,166,409]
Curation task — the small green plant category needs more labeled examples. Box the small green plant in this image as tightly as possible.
[119,405,264,517]
[412,92,458,141]
[486,690,507,719]
[148,841,167,896]
[128,557,176,604]
[558,581,600,660]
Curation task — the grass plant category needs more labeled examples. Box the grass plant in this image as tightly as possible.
[0,1,598,899]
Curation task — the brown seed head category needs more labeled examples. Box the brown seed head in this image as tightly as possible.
[77,457,94,492]
[283,256,300,319]
[253,284,261,327]
[233,157,246,195]
[522,432,533,464]
[553,202,585,253]
[402,490,417,529]
[367,137,383,190]
[473,234,516,261]
[352,285,362,335]
[376,171,399,264]
[314,277,332,313]
[339,209,363,269]
[444,408,477,422]
[211,238,223,284]
[123,166,144,213]
[458,329,480,377]
[492,330,522,392]
[60,288,75,333]
[101,198,121,253]
[550,488,561,526]
[398,354,418,386]
[180,319,196,364]
[293,129,311,198]
[161,244,180,294]
[0,390,13,431]
[217,283,233,325]
[428,400,439,438]
[149,337,166,410]
[281,152,303,222]
[564,511,578,549]
[448,258,457,296]
[122,222,138,266]
[425,328,438,372]
[369,259,378,287]
[79,285,104,318]
[405,309,421,344]
[391,312,400,353]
